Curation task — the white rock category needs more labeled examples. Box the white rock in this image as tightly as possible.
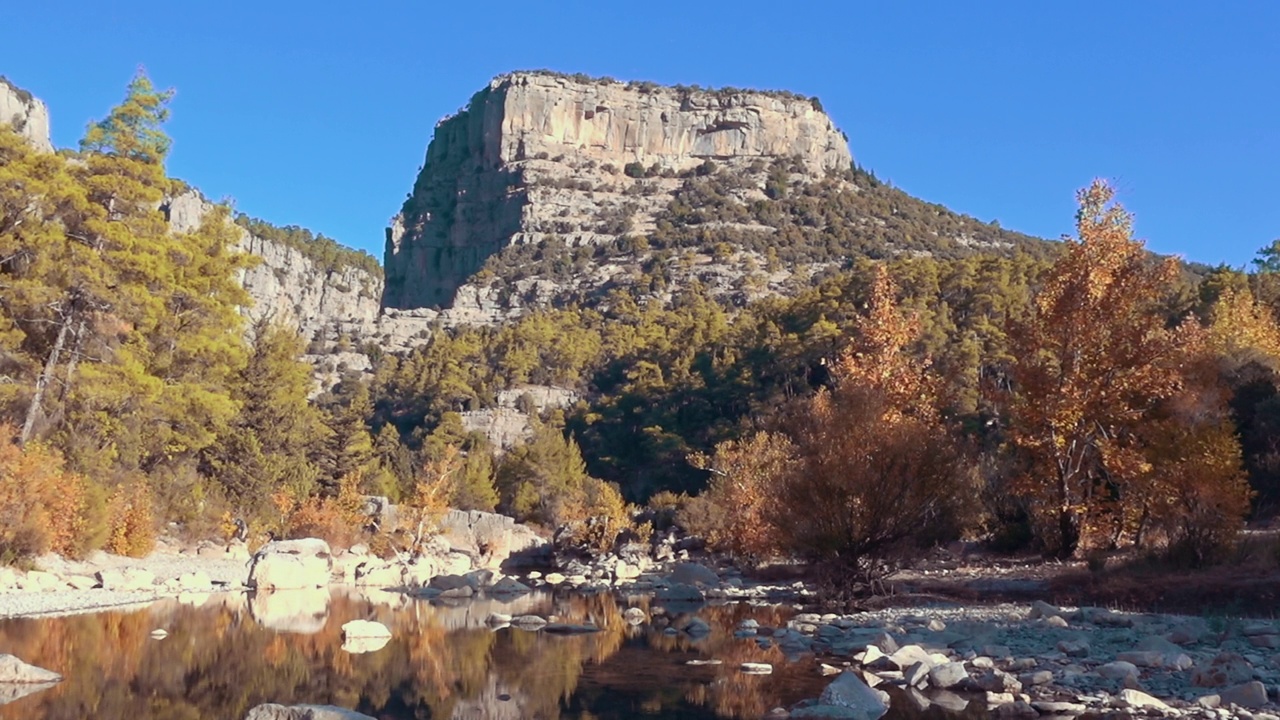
[248,539,332,590]
[1097,661,1139,680]
[340,620,391,654]
[927,662,968,689]
[1120,688,1169,710]
[740,662,773,674]
[819,670,889,720]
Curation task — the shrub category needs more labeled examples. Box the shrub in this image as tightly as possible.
[687,432,793,559]
[106,481,156,558]
[623,162,646,179]
[0,427,97,564]
[276,472,366,549]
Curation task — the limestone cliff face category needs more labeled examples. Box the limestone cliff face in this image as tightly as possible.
[165,192,383,348]
[384,71,853,310]
[0,77,53,153]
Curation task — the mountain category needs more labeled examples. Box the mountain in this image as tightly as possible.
[383,70,1053,321]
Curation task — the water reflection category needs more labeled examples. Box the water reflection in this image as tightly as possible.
[0,590,982,719]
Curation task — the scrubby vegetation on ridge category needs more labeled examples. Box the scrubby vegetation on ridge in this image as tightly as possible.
[234,213,383,279]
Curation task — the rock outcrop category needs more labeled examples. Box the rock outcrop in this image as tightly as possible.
[165,191,382,350]
[384,71,853,310]
[0,77,53,153]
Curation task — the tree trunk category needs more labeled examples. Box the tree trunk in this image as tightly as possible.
[19,310,72,446]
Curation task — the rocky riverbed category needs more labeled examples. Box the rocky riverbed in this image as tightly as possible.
[3,525,1280,717]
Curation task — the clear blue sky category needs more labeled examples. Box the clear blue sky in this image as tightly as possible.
[4,1,1277,267]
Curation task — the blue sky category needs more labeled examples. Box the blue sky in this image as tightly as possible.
[4,1,1277,267]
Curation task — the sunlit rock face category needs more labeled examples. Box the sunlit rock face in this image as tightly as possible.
[383,71,853,311]
[0,77,53,153]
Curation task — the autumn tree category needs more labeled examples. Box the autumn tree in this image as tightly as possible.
[770,266,973,584]
[1006,181,1250,559]
[685,431,794,560]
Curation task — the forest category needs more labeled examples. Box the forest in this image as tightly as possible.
[5,73,1280,584]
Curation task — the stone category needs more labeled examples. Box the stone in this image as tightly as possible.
[353,562,404,588]
[1056,639,1090,657]
[655,583,704,603]
[1045,615,1069,628]
[544,573,566,585]
[1221,681,1269,709]
[871,632,899,655]
[0,655,61,684]
[340,620,391,655]
[65,574,97,590]
[1116,650,1166,668]
[174,570,213,592]
[96,568,156,592]
[668,562,719,587]
[683,617,711,637]
[1028,600,1062,620]
[1097,661,1138,680]
[150,629,168,639]
[0,681,59,705]
[614,561,641,581]
[487,577,530,596]
[740,662,773,674]
[244,704,376,720]
[510,615,547,630]
[1120,689,1170,710]
[887,645,933,671]
[1193,652,1255,687]
[818,670,889,720]
[486,612,512,625]
[975,669,1022,693]
[1019,670,1053,686]
[248,539,332,591]
[903,661,929,688]
[927,662,969,689]
[623,607,647,625]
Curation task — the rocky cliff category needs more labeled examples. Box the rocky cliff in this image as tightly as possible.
[384,71,1045,318]
[384,71,853,310]
[164,191,384,373]
[1,76,54,153]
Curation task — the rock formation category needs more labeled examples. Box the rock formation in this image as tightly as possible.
[164,191,383,351]
[0,76,53,153]
[384,71,853,310]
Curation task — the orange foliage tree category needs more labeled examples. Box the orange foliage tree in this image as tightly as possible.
[1006,180,1250,560]
[0,424,97,562]
[771,266,974,583]
[686,431,795,560]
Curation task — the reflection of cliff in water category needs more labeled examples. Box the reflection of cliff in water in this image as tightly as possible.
[0,591,979,719]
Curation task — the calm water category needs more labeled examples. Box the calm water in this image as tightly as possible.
[0,589,986,719]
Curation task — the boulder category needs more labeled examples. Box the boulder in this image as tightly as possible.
[623,607,647,625]
[1192,652,1255,688]
[668,562,719,587]
[1096,661,1138,681]
[244,704,376,720]
[487,577,530,596]
[1120,688,1170,711]
[1220,680,1269,709]
[96,568,156,592]
[927,662,968,689]
[0,655,61,683]
[174,570,213,592]
[740,662,773,675]
[340,620,391,655]
[819,670,889,720]
[65,575,97,590]
[248,539,332,590]
[353,561,403,588]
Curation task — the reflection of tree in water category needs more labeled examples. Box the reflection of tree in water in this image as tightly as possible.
[0,594,979,720]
